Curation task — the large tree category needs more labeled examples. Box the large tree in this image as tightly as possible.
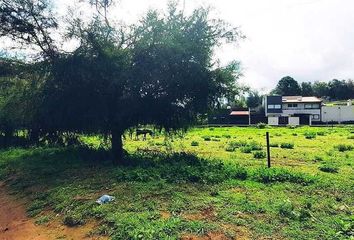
[273,76,302,96]
[301,82,314,96]
[0,0,242,164]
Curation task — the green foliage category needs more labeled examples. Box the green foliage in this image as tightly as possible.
[304,132,316,139]
[252,168,316,185]
[269,143,279,147]
[256,123,267,129]
[190,141,199,147]
[280,142,294,149]
[253,151,266,159]
[319,164,339,173]
[202,136,211,141]
[335,144,354,152]
[273,76,302,96]
[240,146,252,153]
[35,215,51,225]
[63,214,85,227]
[0,126,354,239]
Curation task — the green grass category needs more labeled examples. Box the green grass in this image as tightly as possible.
[0,126,353,239]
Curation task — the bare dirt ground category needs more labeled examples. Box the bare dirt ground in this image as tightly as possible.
[0,182,107,240]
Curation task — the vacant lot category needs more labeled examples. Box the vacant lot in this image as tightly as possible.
[0,126,353,239]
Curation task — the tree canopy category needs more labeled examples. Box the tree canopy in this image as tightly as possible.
[273,76,302,96]
[0,0,243,163]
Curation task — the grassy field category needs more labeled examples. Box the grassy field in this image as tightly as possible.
[0,126,353,239]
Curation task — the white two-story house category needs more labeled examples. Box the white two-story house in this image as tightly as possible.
[264,96,322,125]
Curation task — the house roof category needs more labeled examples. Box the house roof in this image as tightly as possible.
[282,96,322,103]
[230,111,249,116]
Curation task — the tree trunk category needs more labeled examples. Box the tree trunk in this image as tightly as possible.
[111,130,124,165]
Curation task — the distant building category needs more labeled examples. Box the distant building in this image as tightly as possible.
[264,96,322,125]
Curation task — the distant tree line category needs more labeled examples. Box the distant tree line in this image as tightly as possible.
[272,76,354,100]
[0,0,243,164]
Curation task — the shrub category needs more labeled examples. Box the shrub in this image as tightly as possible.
[304,132,316,139]
[270,143,279,148]
[313,156,323,162]
[253,151,266,159]
[319,164,339,173]
[252,167,316,185]
[256,123,267,129]
[292,133,298,136]
[280,143,294,149]
[241,146,253,153]
[248,141,262,151]
[347,135,354,139]
[222,134,231,139]
[190,141,199,147]
[317,131,326,136]
[225,141,247,152]
[278,199,296,219]
[63,214,85,227]
[335,144,354,152]
[202,136,211,141]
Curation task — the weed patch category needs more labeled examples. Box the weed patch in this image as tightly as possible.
[252,167,316,185]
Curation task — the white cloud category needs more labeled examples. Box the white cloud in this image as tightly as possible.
[8,0,354,92]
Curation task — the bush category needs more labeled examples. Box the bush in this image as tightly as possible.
[270,143,279,148]
[202,136,211,141]
[335,144,354,152]
[280,143,294,149]
[248,141,262,151]
[225,141,247,152]
[256,123,267,129]
[253,151,266,159]
[222,134,231,139]
[319,164,339,173]
[317,131,326,136]
[313,156,323,162]
[252,167,316,185]
[241,146,253,153]
[63,214,85,227]
[304,132,316,139]
[278,199,296,219]
[190,141,199,147]
[347,135,354,139]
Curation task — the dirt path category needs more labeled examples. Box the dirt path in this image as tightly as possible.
[0,182,107,240]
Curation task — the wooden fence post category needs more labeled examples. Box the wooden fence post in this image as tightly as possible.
[266,132,271,168]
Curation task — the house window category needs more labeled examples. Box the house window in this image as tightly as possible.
[288,103,298,108]
[268,104,281,109]
[312,114,320,120]
[305,104,320,109]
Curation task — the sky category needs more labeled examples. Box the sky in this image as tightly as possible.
[6,0,354,92]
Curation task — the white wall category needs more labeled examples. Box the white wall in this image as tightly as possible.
[288,117,300,126]
[268,117,279,126]
[322,106,354,122]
